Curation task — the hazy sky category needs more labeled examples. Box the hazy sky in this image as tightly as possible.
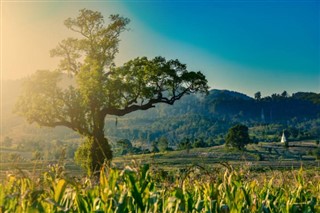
[1,0,319,96]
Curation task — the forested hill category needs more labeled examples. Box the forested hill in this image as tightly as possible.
[118,89,320,122]
[202,90,320,122]
[104,89,320,144]
[2,79,320,145]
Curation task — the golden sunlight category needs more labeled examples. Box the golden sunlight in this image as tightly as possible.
[2,2,72,80]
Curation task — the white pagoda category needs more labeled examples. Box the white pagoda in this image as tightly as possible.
[281,131,287,143]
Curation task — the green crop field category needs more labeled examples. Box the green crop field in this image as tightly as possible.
[0,162,319,212]
[1,141,319,212]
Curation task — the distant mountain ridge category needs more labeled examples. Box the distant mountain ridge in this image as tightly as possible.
[2,78,320,145]
[206,89,252,101]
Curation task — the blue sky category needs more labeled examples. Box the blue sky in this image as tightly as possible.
[2,0,319,96]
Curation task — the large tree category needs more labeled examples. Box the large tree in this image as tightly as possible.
[15,9,209,174]
[225,124,251,150]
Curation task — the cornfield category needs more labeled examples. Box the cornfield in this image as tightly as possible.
[0,162,319,212]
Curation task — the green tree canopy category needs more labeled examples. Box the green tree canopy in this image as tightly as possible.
[254,91,261,101]
[157,136,169,152]
[225,124,251,150]
[15,9,209,174]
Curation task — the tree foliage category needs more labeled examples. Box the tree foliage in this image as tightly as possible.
[254,91,261,101]
[225,124,251,150]
[157,136,169,152]
[15,9,208,174]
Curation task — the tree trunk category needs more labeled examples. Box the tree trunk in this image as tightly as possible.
[90,129,112,174]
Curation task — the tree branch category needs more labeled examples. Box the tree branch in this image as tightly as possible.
[34,118,91,137]
[102,87,191,117]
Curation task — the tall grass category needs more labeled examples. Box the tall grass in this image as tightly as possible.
[0,162,319,212]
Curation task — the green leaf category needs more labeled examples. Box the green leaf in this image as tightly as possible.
[54,179,67,203]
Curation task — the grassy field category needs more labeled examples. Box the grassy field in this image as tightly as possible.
[1,140,319,180]
[116,141,319,168]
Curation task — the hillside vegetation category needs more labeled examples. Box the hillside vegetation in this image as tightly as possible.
[2,79,319,151]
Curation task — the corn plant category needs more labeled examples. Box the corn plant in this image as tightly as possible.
[0,163,319,212]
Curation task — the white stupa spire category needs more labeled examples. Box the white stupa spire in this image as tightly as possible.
[281,131,287,143]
